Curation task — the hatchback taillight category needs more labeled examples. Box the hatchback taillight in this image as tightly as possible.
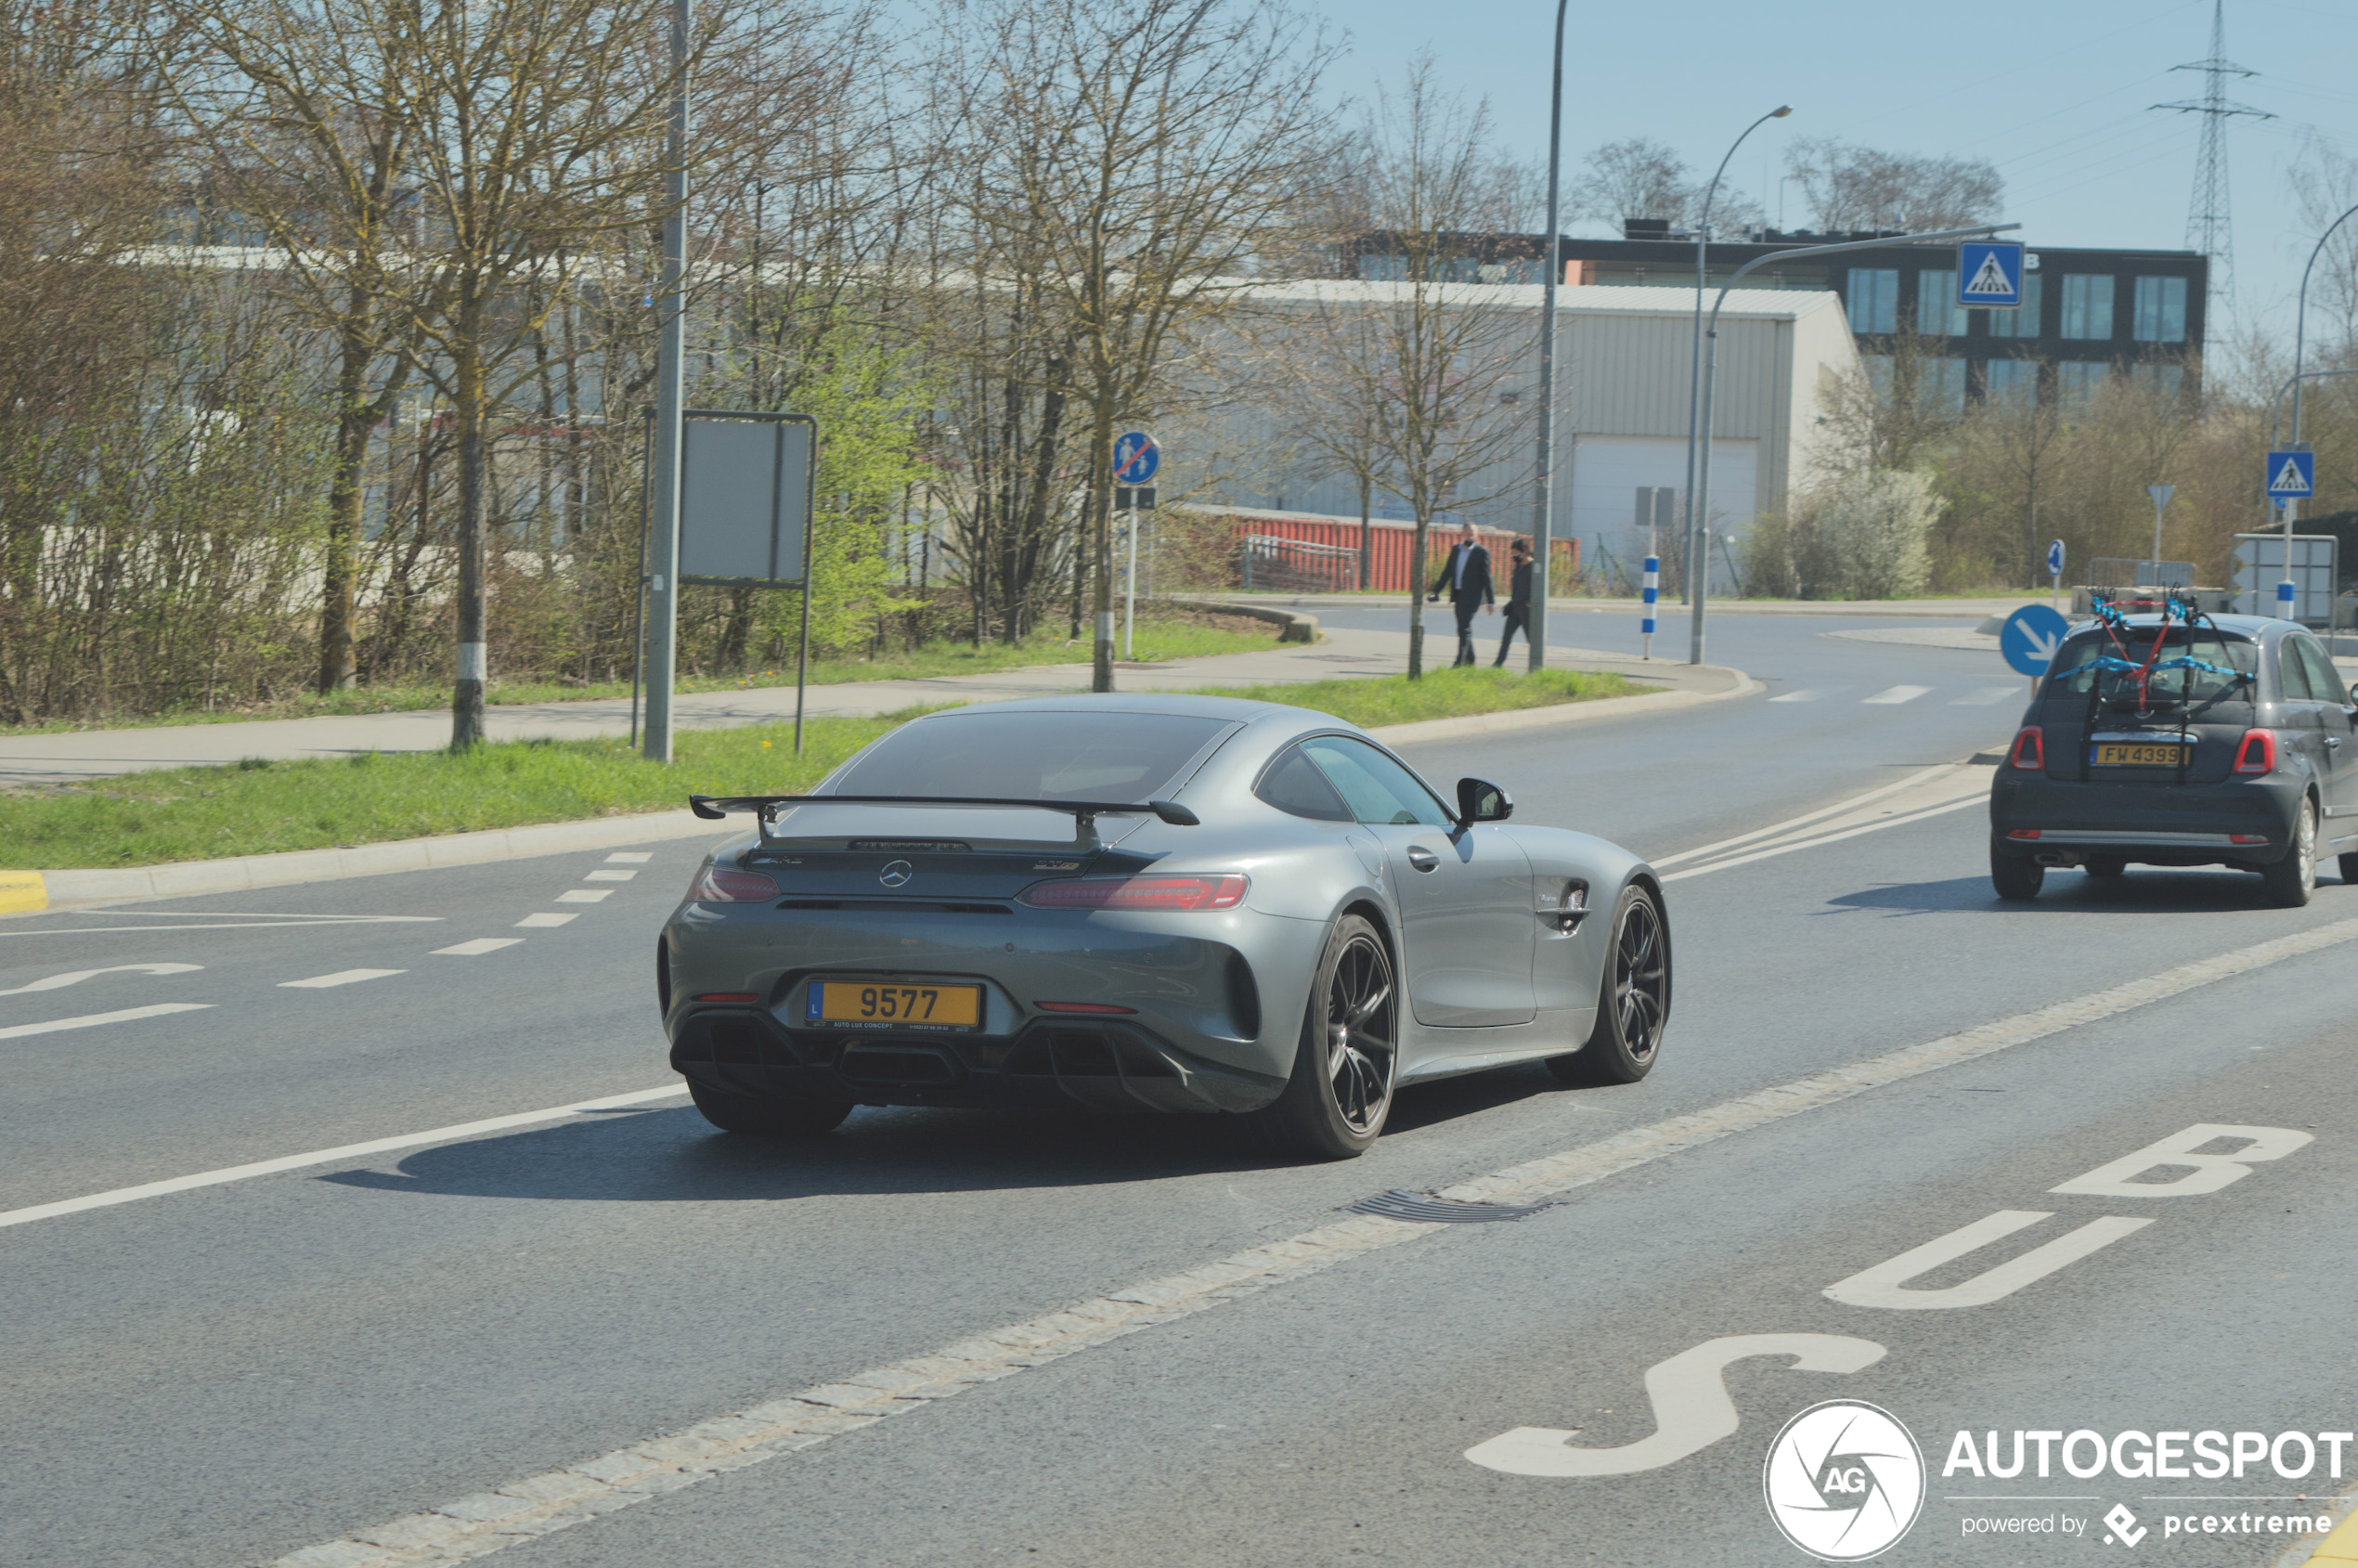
[2233,730,2277,774]
[691,864,780,902]
[1017,874,1249,911]
[2010,726,2044,770]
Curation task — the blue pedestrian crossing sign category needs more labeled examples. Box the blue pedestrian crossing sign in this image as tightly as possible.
[2001,603,2069,677]
[1113,432,1160,485]
[1958,242,2025,309]
[2265,449,2314,499]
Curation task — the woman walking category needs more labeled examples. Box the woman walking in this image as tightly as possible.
[1494,536,1533,667]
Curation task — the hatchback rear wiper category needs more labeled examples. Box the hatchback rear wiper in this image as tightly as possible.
[688,793,1200,842]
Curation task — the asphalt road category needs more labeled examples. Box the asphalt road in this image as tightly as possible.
[5,614,2353,1568]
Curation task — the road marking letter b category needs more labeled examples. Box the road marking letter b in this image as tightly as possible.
[2050,1123,2313,1199]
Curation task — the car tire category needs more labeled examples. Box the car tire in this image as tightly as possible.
[2340,850,2358,886]
[688,1081,853,1136]
[2261,797,2318,909]
[1240,914,1397,1160]
[2083,855,2126,878]
[1991,847,2043,901]
[1547,883,1670,1087]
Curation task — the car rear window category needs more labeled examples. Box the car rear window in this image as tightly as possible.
[2045,626,2256,706]
[830,710,1232,802]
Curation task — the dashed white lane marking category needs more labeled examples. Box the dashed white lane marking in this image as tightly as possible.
[583,870,638,882]
[515,914,577,928]
[555,889,613,904]
[1953,686,2020,706]
[604,852,653,863]
[434,940,524,957]
[1768,689,1826,703]
[0,1004,213,1042]
[1,917,438,939]
[0,963,201,996]
[279,969,406,990]
[0,1085,688,1232]
[261,917,2358,1568]
[1862,684,1932,705]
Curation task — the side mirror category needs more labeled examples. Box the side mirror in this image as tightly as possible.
[1457,777,1513,824]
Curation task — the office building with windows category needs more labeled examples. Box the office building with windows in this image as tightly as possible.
[1347,225,2207,408]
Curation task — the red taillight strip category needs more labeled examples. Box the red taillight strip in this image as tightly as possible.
[2009,726,2044,770]
[1017,874,1249,912]
[1034,1001,1137,1015]
[694,992,761,1004]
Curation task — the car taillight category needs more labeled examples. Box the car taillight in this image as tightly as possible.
[2007,828,2041,839]
[690,864,780,902]
[2010,726,2044,770]
[2233,730,2277,774]
[1017,874,1249,912]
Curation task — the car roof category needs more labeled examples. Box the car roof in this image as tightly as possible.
[2067,612,2283,638]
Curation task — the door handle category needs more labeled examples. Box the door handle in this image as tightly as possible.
[1406,846,1440,872]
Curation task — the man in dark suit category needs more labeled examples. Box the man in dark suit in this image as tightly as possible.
[1494,535,1533,667]
[1427,522,1494,667]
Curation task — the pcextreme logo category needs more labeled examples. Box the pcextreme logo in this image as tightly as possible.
[1764,1400,1927,1562]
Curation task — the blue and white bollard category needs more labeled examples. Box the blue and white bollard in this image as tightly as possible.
[2278,578,2297,620]
[1641,555,1659,659]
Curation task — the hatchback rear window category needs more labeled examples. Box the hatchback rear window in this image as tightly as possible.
[2045,626,2255,706]
[831,711,1232,802]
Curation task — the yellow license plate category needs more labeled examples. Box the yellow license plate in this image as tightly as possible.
[809,980,981,1030]
[2092,742,2187,767]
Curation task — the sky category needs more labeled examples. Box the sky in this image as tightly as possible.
[1315,0,2358,352]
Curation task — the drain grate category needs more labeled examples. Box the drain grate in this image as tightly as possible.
[1348,1189,1553,1224]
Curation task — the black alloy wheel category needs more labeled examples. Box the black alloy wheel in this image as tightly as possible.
[1549,883,1669,1086]
[689,1081,854,1136]
[1242,914,1397,1160]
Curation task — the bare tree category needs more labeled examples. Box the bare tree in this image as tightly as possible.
[935,0,1337,692]
[1573,136,1691,227]
[1785,137,2002,233]
[1320,63,1535,678]
[2289,130,2358,369]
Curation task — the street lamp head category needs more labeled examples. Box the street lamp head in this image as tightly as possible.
[1770,105,1794,118]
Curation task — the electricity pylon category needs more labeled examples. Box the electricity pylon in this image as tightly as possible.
[2152,0,2272,306]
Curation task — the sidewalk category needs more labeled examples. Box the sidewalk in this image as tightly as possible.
[1209,591,2045,621]
[0,627,1743,789]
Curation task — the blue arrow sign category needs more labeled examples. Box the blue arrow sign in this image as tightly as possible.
[2001,603,2069,677]
[1113,432,1160,485]
[2265,449,2314,499]
[1958,242,2025,309]
[2046,538,2066,579]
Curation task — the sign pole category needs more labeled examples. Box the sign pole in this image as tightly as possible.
[1123,491,1137,660]
[641,0,691,763]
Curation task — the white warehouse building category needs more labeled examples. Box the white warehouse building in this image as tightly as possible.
[1187,280,1862,592]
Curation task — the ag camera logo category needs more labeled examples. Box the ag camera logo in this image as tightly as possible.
[1764,1400,1926,1561]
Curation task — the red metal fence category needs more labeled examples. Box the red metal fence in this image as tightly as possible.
[1208,510,1576,594]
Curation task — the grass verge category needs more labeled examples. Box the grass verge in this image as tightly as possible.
[0,710,939,870]
[1188,666,1632,729]
[0,611,1278,736]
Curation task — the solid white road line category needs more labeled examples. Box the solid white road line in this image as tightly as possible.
[0,1004,213,1041]
[583,870,638,882]
[279,969,406,990]
[1768,689,1826,703]
[1862,684,1932,705]
[1652,763,1974,869]
[264,917,2358,1568]
[1953,687,2021,706]
[2,918,440,939]
[1662,796,1986,883]
[0,1085,690,1232]
[604,852,654,863]
[515,913,577,928]
[555,888,613,904]
[433,940,524,957]
[0,963,201,996]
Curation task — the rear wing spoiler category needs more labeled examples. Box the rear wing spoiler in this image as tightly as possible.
[687,793,1199,843]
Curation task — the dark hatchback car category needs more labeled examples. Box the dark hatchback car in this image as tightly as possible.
[1989,613,2358,905]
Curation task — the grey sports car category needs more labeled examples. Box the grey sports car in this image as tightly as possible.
[658,693,1669,1159]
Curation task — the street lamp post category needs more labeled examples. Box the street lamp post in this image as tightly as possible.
[1681,107,1791,609]
[2279,202,2358,619]
[1524,0,1570,671]
[1689,222,2017,665]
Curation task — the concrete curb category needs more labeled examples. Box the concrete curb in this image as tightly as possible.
[3,662,1755,914]
[1195,601,1320,642]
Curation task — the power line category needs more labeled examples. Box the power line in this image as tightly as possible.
[2152,0,2273,304]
